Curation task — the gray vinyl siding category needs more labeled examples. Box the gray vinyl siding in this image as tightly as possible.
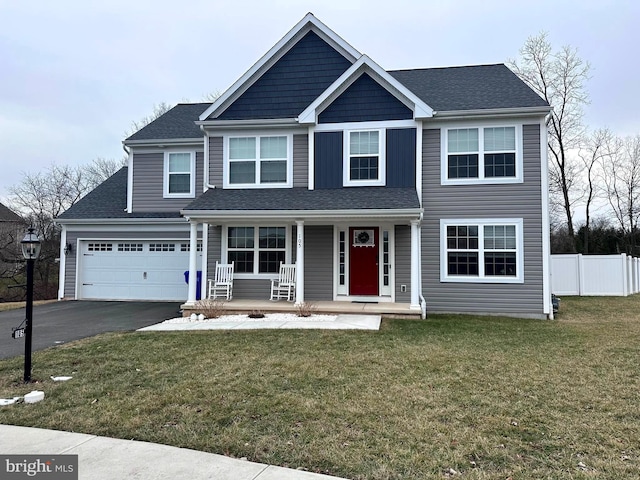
[394,225,411,303]
[293,134,309,188]
[421,124,545,316]
[206,225,222,277]
[62,230,191,299]
[132,151,204,212]
[304,226,333,300]
[209,137,223,187]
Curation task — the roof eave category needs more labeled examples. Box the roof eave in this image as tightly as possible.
[196,118,301,130]
[55,217,187,225]
[432,106,551,120]
[181,208,423,221]
[123,138,204,147]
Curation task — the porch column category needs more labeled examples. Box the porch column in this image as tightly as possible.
[186,220,198,306]
[410,219,421,310]
[295,220,304,305]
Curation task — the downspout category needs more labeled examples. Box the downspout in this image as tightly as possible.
[123,144,132,213]
[417,212,427,319]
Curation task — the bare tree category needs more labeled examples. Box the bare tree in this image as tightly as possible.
[509,32,590,250]
[125,102,174,138]
[577,128,616,253]
[601,134,640,254]
[85,157,126,189]
[8,164,91,296]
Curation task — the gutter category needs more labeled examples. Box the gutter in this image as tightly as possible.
[180,207,424,221]
[431,105,551,120]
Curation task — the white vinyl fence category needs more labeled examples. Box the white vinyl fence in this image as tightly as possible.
[551,254,640,296]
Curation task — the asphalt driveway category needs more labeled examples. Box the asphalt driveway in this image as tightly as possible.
[0,301,181,360]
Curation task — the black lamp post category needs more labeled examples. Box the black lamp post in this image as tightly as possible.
[21,227,41,383]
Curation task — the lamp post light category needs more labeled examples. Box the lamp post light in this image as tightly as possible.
[21,227,41,383]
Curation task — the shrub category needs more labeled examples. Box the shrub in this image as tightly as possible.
[193,298,226,319]
[295,301,317,317]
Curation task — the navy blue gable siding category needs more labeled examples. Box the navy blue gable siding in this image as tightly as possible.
[318,73,413,124]
[216,31,352,120]
[386,128,416,188]
[314,131,343,189]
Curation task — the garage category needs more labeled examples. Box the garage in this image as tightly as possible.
[78,240,202,301]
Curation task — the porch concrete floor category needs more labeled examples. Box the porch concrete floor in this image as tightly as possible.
[183,299,422,318]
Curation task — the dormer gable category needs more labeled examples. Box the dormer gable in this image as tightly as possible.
[298,55,433,125]
[200,13,360,122]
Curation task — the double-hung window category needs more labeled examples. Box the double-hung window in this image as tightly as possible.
[227,226,287,275]
[443,125,521,184]
[226,135,291,187]
[344,129,385,186]
[164,152,195,197]
[441,219,523,283]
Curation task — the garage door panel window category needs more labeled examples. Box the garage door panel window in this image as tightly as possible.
[441,219,523,283]
[149,243,175,252]
[118,243,143,252]
[88,243,113,252]
[227,226,287,274]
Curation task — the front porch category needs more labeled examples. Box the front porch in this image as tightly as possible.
[182,299,422,319]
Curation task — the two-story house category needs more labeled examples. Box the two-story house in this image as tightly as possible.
[56,14,553,319]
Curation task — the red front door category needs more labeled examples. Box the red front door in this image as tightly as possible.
[349,227,379,296]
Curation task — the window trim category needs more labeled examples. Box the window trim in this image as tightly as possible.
[441,123,523,185]
[343,128,386,187]
[163,151,196,198]
[222,133,293,189]
[440,218,524,284]
[222,225,291,278]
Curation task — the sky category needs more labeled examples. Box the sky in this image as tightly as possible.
[1,0,638,204]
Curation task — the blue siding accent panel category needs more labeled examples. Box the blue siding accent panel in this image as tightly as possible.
[386,128,416,188]
[318,73,414,124]
[216,31,352,120]
[314,131,343,189]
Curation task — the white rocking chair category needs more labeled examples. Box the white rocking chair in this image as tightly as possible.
[208,261,234,300]
[270,263,296,301]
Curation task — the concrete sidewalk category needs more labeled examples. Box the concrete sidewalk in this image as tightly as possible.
[138,314,381,331]
[0,425,349,480]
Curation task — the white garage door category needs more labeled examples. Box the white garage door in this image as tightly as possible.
[79,241,202,301]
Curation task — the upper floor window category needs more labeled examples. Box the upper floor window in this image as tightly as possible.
[344,129,385,187]
[224,135,292,188]
[440,218,523,283]
[442,125,522,185]
[164,151,195,198]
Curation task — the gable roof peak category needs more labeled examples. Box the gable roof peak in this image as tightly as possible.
[198,14,361,122]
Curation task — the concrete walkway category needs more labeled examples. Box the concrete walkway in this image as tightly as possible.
[138,314,381,331]
[0,425,349,480]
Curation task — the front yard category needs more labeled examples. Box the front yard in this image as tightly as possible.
[0,297,638,479]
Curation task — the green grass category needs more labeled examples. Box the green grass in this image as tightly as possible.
[1,297,639,479]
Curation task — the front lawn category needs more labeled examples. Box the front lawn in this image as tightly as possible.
[0,297,638,479]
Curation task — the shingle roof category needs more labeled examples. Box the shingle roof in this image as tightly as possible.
[0,202,23,223]
[125,103,211,142]
[57,167,181,220]
[183,187,420,212]
[389,64,548,112]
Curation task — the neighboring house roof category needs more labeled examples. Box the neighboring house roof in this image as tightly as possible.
[389,64,549,112]
[0,202,23,223]
[57,167,181,220]
[182,187,420,213]
[125,103,211,142]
